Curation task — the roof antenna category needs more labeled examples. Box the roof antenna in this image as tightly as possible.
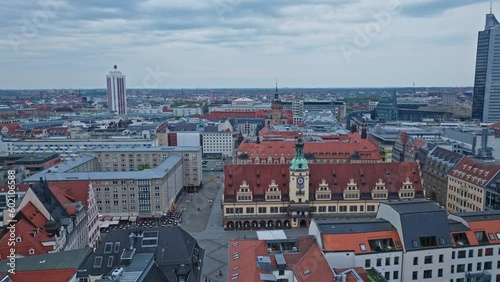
[491,1,493,14]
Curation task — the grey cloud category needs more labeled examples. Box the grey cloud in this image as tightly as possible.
[402,0,490,17]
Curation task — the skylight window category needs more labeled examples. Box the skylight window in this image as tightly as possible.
[94,256,103,268]
[412,240,418,248]
[360,244,367,252]
[142,239,158,247]
[114,242,120,253]
[104,242,113,254]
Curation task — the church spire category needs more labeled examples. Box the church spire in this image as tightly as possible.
[275,77,279,101]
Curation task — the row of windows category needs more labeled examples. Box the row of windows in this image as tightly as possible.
[225,205,377,214]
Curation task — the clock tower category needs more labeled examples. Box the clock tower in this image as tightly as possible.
[289,133,309,202]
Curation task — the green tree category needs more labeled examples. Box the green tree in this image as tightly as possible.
[137,164,151,170]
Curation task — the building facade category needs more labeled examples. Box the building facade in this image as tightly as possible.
[83,146,202,190]
[171,107,203,117]
[472,11,500,122]
[222,134,423,230]
[2,138,157,161]
[25,156,184,217]
[106,65,127,115]
[202,129,234,158]
[309,200,500,282]
[265,86,288,126]
[446,156,500,213]
[420,146,463,207]
[442,92,457,106]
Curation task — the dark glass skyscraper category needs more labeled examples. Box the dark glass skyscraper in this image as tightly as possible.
[472,11,500,122]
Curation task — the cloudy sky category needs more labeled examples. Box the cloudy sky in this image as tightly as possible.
[0,0,494,89]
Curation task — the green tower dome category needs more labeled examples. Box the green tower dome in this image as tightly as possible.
[290,133,309,171]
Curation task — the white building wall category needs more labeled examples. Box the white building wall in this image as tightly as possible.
[5,139,156,161]
[176,132,201,147]
[202,132,234,157]
[402,248,451,282]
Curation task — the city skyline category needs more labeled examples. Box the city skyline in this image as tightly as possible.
[0,0,494,89]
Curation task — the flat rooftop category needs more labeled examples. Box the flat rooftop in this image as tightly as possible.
[82,146,202,153]
[453,210,500,222]
[24,155,181,182]
[315,218,395,234]
[382,199,443,214]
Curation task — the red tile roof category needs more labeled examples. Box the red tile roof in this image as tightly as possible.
[46,127,68,134]
[228,237,333,282]
[322,230,402,254]
[0,202,53,258]
[3,269,77,282]
[0,123,21,133]
[237,134,382,161]
[48,181,90,214]
[451,217,500,247]
[227,240,269,281]
[450,157,500,186]
[490,122,500,133]
[0,184,30,193]
[224,162,422,197]
[200,110,293,123]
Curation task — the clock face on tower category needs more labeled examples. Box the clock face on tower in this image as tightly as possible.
[297,177,304,189]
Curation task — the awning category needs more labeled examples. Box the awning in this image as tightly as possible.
[103,216,113,221]
[109,220,120,225]
[129,216,137,222]
[120,216,129,221]
[99,221,110,228]
[112,217,121,221]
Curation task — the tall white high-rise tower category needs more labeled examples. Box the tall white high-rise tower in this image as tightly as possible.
[106,65,127,114]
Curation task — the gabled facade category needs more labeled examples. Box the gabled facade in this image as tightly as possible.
[222,134,424,230]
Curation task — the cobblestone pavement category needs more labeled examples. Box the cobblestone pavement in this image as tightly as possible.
[178,169,309,281]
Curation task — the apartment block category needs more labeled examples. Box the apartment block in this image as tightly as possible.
[447,157,500,213]
[309,200,500,282]
[1,138,157,161]
[82,146,202,190]
[24,156,184,217]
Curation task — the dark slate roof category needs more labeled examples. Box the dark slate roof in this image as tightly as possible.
[384,199,442,214]
[448,219,470,232]
[144,264,169,281]
[204,125,219,132]
[384,200,452,251]
[452,210,500,222]
[167,123,198,131]
[315,218,395,234]
[31,180,69,222]
[428,146,463,167]
[79,227,203,282]
[0,248,91,272]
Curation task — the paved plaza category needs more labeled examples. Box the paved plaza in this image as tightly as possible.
[177,166,309,281]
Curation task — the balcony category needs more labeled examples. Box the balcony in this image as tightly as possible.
[452,233,470,247]
[368,238,396,252]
